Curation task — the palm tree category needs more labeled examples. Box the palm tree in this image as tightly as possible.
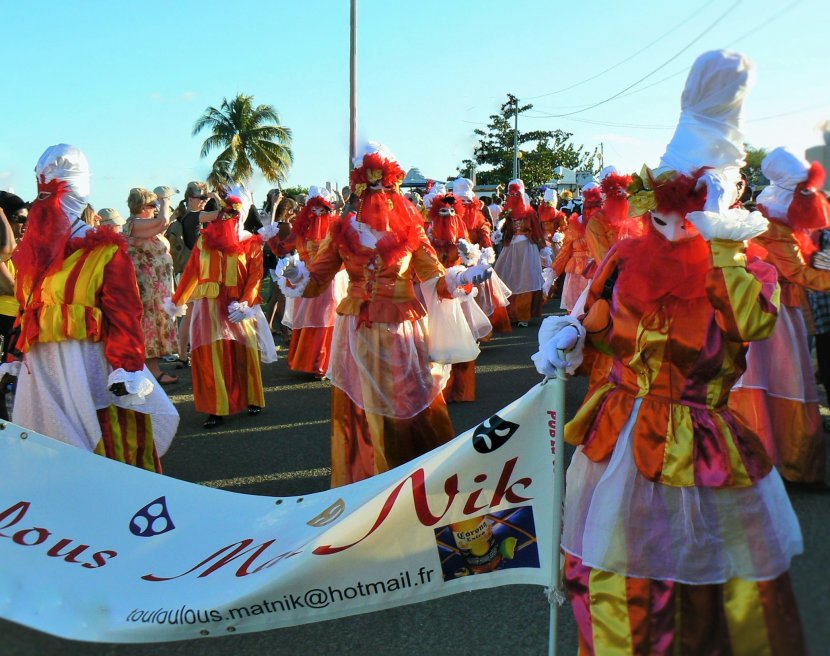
[193,94,293,184]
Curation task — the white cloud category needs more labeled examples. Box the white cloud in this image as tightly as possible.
[182,91,196,101]
[0,171,12,180]
[150,92,164,101]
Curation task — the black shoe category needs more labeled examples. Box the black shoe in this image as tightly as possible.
[248,405,262,416]
[203,414,224,429]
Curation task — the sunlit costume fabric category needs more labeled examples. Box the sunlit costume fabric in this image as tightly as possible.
[287,145,470,487]
[263,187,345,377]
[427,192,477,402]
[552,206,591,312]
[171,192,276,417]
[454,177,512,334]
[9,144,178,472]
[729,148,830,484]
[537,52,806,654]
[493,179,545,323]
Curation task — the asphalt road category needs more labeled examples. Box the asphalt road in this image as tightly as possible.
[4,310,829,655]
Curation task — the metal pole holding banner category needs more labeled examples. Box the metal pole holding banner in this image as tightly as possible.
[544,359,567,656]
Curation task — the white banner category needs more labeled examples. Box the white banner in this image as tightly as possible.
[0,382,561,643]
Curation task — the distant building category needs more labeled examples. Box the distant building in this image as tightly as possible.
[806,127,830,192]
[547,167,596,195]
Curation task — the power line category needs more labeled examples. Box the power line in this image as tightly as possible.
[526,0,742,119]
[523,0,716,101]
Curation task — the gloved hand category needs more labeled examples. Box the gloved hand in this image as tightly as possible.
[457,263,493,285]
[228,301,253,323]
[109,382,128,397]
[532,316,585,378]
[282,258,302,284]
[540,246,553,267]
[697,170,734,215]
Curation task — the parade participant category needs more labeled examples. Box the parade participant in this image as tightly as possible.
[278,143,490,486]
[6,144,178,471]
[729,147,830,486]
[534,51,805,654]
[584,167,639,265]
[166,185,277,429]
[454,177,512,334]
[493,178,544,326]
[551,186,593,312]
[262,186,344,377]
[425,192,484,402]
[539,187,567,246]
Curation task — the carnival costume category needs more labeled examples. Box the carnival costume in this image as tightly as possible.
[729,148,830,484]
[8,145,178,471]
[168,187,276,427]
[535,51,805,654]
[280,144,488,486]
[425,192,489,403]
[454,177,512,334]
[539,187,568,247]
[493,179,545,324]
[262,187,346,377]
[552,184,597,312]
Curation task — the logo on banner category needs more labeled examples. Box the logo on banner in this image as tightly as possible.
[130,497,176,538]
[472,415,519,453]
[307,499,346,527]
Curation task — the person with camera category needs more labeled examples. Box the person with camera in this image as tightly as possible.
[123,187,179,384]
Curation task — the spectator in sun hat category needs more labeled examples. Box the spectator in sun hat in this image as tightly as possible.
[98,207,126,232]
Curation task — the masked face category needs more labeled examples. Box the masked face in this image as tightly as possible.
[311,206,326,216]
[438,206,455,217]
[650,210,699,242]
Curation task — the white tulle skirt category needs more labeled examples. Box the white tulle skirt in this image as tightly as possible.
[493,236,543,295]
[326,315,450,419]
[13,341,179,456]
[732,304,818,403]
[562,399,803,584]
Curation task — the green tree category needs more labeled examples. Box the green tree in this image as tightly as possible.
[193,94,293,184]
[742,143,768,190]
[459,95,596,188]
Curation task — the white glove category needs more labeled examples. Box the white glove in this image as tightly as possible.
[540,246,553,267]
[531,316,585,378]
[697,170,735,215]
[277,254,303,284]
[162,297,187,318]
[228,301,255,323]
[457,263,493,286]
[491,229,503,245]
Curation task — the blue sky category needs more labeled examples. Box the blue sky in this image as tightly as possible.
[1,0,828,212]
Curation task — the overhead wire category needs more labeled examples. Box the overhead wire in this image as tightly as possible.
[522,0,717,101]
[525,0,742,119]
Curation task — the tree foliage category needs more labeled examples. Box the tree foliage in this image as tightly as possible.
[459,95,597,189]
[193,94,293,185]
[742,143,769,190]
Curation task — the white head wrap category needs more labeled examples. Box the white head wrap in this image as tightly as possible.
[225,182,254,239]
[543,188,558,204]
[453,177,475,201]
[353,141,398,169]
[34,144,90,221]
[658,50,755,180]
[756,147,810,220]
[599,166,618,181]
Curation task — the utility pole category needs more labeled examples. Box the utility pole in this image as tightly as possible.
[507,93,519,180]
[600,141,604,170]
[349,0,358,172]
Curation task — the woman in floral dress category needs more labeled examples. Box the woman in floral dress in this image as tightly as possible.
[124,187,178,384]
